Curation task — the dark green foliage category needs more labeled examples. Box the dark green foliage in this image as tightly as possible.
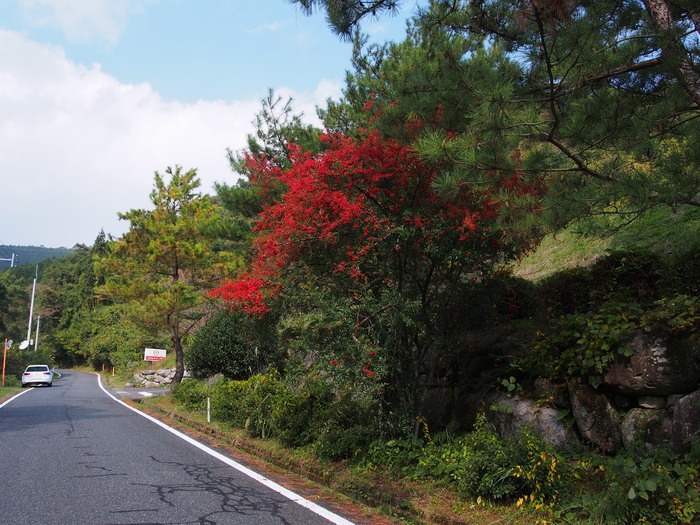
[273,379,333,448]
[538,267,596,317]
[538,250,670,319]
[528,302,639,387]
[480,275,538,325]
[186,310,264,380]
[290,0,399,38]
[587,250,669,306]
[564,442,700,524]
[171,378,209,411]
[210,372,289,439]
[672,241,700,297]
[522,245,700,386]
[313,396,380,461]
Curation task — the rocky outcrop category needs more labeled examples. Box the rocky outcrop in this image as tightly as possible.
[485,392,579,449]
[621,408,672,450]
[603,332,700,396]
[568,379,623,453]
[672,390,700,452]
[480,331,700,454]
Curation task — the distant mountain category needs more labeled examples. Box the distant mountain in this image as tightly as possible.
[0,245,75,270]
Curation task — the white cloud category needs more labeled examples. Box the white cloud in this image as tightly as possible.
[18,0,150,44]
[0,30,341,248]
[242,21,285,34]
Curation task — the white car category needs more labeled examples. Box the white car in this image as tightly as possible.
[21,364,55,387]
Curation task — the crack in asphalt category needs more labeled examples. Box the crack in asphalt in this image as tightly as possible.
[126,456,296,525]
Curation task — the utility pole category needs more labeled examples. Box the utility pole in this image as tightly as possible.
[26,266,37,345]
[0,253,15,267]
[2,339,12,386]
[20,265,38,350]
[34,316,41,353]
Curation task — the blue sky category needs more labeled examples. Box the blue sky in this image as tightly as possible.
[0,0,418,249]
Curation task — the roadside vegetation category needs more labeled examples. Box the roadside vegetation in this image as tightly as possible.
[2,1,699,523]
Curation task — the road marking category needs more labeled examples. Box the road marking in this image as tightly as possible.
[0,389,33,408]
[138,391,154,397]
[95,373,355,525]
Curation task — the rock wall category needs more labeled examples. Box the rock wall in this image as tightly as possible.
[481,331,700,454]
[126,368,190,388]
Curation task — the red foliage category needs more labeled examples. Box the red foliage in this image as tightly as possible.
[211,130,535,316]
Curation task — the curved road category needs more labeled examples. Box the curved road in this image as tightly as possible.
[0,370,353,525]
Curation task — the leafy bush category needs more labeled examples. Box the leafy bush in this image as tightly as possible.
[273,378,333,448]
[209,376,251,428]
[186,310,264,380]
[537,250,670,318]
[672,242,700,297]
[587,250,669,306]
[363,437,426,476]
[537,266,595,316]
[414,414,567,504]
[525,294,700,386]
[171,378,209,411]
[2,375,21,387]
[210,371,289,439]
[563,442,700,524]
[314,396,381,461]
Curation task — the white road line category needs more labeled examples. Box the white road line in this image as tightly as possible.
[95,373,355,525]
[138,391,154,397]
[0,389,32,408]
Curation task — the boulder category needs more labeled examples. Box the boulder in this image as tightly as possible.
[672,390,700,452]
[638,396,666,409]
[568,379,622,453]
[604,332,700,396]
[621,408,672,450]
[485,392,579,450]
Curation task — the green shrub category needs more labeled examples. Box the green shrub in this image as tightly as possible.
[273,379,333,448]
[2,375,21,387]
[209,377,249,428]
[363,437,425,476]
[564,442,700,524]
[537,266,594,316]
[186,310,265,380]
[672,242,700,297]
[171,378,209,411]
[415,414,567,504]
[209,371,291,439]
[314,396,381,461]
[587,250,669,306]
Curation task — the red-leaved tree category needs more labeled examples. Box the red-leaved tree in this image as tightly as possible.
[211,130,538,420]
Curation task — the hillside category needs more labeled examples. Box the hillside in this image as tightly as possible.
[0,245,75,270]
[513,206,700,281]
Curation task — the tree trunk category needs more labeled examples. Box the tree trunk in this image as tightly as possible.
[643,0,700,107]
[171,327,185,386]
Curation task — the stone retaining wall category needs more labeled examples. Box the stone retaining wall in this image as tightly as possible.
[126,368,190,388]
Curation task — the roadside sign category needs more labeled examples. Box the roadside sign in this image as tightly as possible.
[144,348,167,362]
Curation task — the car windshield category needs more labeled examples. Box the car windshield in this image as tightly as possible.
[26,366,49,372]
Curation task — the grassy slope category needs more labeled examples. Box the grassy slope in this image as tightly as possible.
[513,206,700,281]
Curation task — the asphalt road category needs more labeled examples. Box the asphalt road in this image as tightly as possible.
[0,370,354,525]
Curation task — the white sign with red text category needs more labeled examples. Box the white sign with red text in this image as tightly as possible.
[144,348,167,362]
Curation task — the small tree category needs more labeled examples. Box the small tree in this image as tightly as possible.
[97,167,241,384]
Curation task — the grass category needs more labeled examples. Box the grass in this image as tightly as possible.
[513,206,700,281]
[0,385,23,403]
